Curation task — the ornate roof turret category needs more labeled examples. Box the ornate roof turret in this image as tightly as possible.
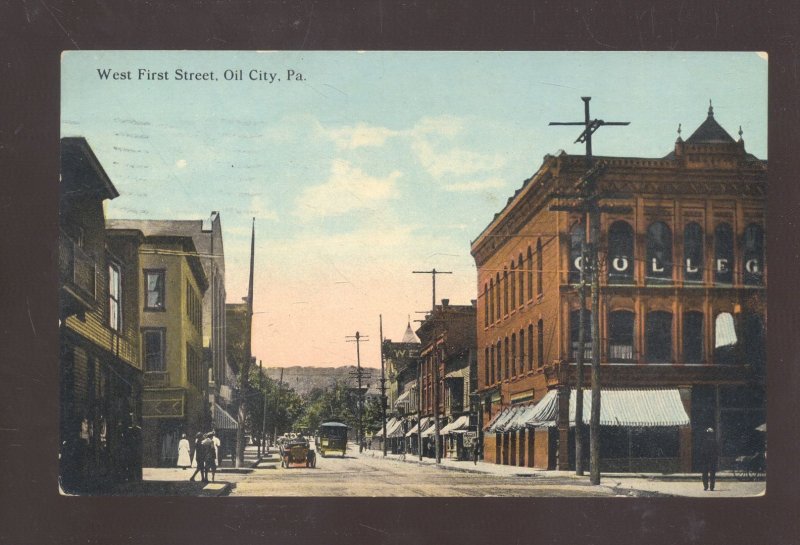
[684,99,736,144]
[401,321,421,344]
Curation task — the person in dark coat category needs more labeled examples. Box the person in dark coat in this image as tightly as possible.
[700,427,719,491]
[472,437,480,465]
[189,433,205,482]
[201,433,216,482]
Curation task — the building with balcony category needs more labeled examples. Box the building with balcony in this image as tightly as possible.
[471,104,766,472]
[106,220,209,467]
[59,137,144,491]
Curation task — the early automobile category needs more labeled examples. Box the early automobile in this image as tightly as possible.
[316,422,349,457]
[280,436,316,468]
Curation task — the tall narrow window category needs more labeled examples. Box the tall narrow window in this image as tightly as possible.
[144,270,165,310]
[495,273,501,321]
[143,329,165,372]
[608,221,634,284]
[714,312,737,364]
[519,329,525,374]
[570,309,593,362]
[108,263,121,331]
[510,262,516,311]
[527,247,533,300]
[683,223,704,283]
[683,311,704,363]
[608,310,635,361]
[503,270,509,316]
[743,223,764,286]
[511,333,517,376]
[490,345,495,383]
[527,324,533,370]
[537,319,544,367]
[714,223,734,285]
[646,222,673,284]
[536,239,543,296]
[744,314,765,373]
[490,278,495,323]
[484,283,489,327]
[497,341,503,381]
[518,254,524,307]
[484,347,490,385]
[504,337,510,379]
[645,311,672,363]
[569,222,587,284]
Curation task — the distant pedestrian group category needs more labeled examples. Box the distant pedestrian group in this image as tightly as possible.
[188,430,220,483]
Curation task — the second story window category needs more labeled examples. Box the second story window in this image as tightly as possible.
[608,221,634,284]
[108,263,121,331]
[145,270,165,310]
[683,223,704,284]
[743,223,764,286]
[714,223,734,285]
[143,329,165,372]
[646,222,673,285]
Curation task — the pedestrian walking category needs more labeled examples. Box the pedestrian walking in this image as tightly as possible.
[201,432,216,482]
[211,429,221,465]
[472,437,480,465]
[700,427,719,491]
[189,433,205,482]
[177,433,191,469]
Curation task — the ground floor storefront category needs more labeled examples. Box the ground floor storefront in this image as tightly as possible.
[59,335,143,492]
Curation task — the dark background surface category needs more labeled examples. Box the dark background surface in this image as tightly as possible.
[1,1,798,544]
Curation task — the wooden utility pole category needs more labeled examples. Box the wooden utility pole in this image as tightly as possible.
[413,268,452,464]
[346,332,369,452]
[273,367,283,445]
[259,360,267,457]
[235,218,256,468]
[549,97,630,485]
[416,358,422,461]
[379,315,387,457]
[575,241,587,476]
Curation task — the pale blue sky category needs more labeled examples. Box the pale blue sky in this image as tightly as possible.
[61,51,767,367]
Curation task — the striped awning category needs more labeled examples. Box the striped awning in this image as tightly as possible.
[213,403,238,430]
[394,390,411,408]
[440,415,470,435]
[525,389,690,428]
[374,417,398,438]
[386,418,405,438]
[504,403,539,431]
[406,416,433,437]
[487,407,518,433]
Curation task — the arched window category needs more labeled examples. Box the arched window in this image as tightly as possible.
[504,338,510,379]
[536,238,543,296]
[645,311,672,363]
[511,333,517,376]
[714,223,734,284]
[683,311,704,363]
[608,310,635,361]
[484,283,489,327]
[744,313,765,374]
[683,222,704,283]
[489,278,495,323]
[490,345,496,383]
[569,222,587,284]
[518,254,524,307]
[527,247,533,300]
[570,308,593,361]
[714,312,737,364]
[510,262,516,311]
[503,270,509,316]
[537,319,544,367]
[608,221,634,284]
[646,222,673,284]
[743,223,764,286]
[518,329,525,374]
[484,347,490,385]
[527,324,534,370]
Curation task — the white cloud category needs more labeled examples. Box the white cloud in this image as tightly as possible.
[294,159,401,220]
[246,195,279,221]
[321,123,399,149]
[412,139,506,179]
[175,159,187,169]
[442,178,506,193]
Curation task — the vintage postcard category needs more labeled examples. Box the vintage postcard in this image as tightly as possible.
[59,50,767,498]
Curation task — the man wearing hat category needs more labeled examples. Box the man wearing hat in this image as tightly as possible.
[700,427,719,491]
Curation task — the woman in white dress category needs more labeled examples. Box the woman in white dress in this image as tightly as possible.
[177,433,192,469]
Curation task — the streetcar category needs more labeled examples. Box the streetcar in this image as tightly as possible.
[316,422,349,457]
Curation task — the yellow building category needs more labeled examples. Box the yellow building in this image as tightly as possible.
[107,220,209,467]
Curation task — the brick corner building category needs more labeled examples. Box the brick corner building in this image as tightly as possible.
[471,104,766,472]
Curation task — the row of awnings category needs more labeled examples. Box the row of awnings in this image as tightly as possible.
[374,415,473,438]
[486,389,690,433]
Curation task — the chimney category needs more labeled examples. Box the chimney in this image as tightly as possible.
[441,299,450,307]
[471,299,477,307]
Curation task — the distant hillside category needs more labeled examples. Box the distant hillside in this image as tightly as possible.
[262,365,382,397]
